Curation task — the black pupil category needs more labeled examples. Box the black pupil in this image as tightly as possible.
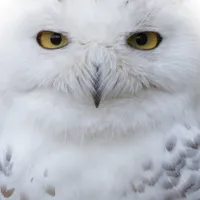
[136,33,148,46]
[50,33,62,45]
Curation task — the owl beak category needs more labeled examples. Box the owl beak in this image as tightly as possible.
[92,90,101,108]
[91,65,102,108]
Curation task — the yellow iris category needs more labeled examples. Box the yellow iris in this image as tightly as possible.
[37,31,69,49]
[127,32,161,50]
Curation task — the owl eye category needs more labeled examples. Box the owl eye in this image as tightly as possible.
[127,32,162,50]
[37,31,69,49]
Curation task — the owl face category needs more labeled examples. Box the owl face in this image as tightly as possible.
[0,0,199,110]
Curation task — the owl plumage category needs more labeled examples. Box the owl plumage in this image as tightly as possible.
[0,0,200,199]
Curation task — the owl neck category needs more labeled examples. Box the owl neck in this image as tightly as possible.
[0,89,199,146]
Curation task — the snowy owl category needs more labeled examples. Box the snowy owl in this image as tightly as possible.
[0,0,200,199]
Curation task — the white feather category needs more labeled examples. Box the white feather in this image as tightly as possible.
[0,0,200,199]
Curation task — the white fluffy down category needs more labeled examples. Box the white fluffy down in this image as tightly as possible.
[0,0,200,199]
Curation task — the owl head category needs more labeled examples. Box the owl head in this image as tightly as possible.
[0,0,200,137]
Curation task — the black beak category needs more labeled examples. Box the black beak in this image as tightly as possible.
[92,91,101,108]
[91,65,102,108]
